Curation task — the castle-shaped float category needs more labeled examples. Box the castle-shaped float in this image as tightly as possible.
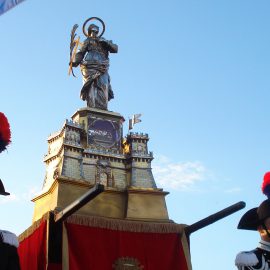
[32,107,169,224]
[16,17,217,270]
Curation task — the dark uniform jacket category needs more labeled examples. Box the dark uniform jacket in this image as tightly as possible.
[235,240,270,270]
[0,230,20,270]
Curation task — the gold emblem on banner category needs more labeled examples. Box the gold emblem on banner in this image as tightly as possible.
[113,257,144,269]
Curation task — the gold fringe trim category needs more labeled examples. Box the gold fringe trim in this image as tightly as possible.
[18,212,50,242]
[66,214,186,234]
[181,233,192,270]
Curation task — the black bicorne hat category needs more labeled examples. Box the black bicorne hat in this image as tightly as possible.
[0,179,10,196]
[238,199,270,230]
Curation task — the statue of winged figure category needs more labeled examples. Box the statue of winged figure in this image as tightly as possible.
[69,17,118,110]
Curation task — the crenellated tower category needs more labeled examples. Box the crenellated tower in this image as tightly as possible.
[32,108,169,222]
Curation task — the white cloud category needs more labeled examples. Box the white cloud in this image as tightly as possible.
[0,194,19,204]
[21,186,40,201]
[0,186,41,205]
[152,155,208,191]
[224,187,242,194]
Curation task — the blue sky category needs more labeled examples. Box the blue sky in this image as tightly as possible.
[0,1,270,269]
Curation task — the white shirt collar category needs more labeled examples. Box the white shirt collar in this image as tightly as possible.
[258,240,270,252]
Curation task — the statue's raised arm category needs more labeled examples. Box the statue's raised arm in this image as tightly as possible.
[69,17,118,110]
[99,38,118,54]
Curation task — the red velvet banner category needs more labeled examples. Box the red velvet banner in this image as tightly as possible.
[65,223,189,270]
[47,263,62,270]
[18,220,47,270]
[18,220,62,270]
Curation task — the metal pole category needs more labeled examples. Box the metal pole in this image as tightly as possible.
[54,184,104,223]
[185,201,246,236]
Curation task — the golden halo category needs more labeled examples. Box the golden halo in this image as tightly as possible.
[82,17,105,38]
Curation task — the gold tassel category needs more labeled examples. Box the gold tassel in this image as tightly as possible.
[66,214,187,234]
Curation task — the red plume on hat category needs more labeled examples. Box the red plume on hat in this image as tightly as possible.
[262,172,270,199]
[0,112,11,153]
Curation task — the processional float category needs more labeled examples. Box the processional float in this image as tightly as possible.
[17,17,245,270]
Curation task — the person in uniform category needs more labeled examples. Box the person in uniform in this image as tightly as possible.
[0,179,20,270]
[235,199,270,269]
[0,112,20,269]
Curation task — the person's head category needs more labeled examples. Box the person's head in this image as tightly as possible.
[238,199,270,241]
[88,24,99,38]
[258,216,270,240]
[257,200,270,240]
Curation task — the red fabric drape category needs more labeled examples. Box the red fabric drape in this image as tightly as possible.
[47,263,62,270]
[18,220,47,270]
[65,223,189,270]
